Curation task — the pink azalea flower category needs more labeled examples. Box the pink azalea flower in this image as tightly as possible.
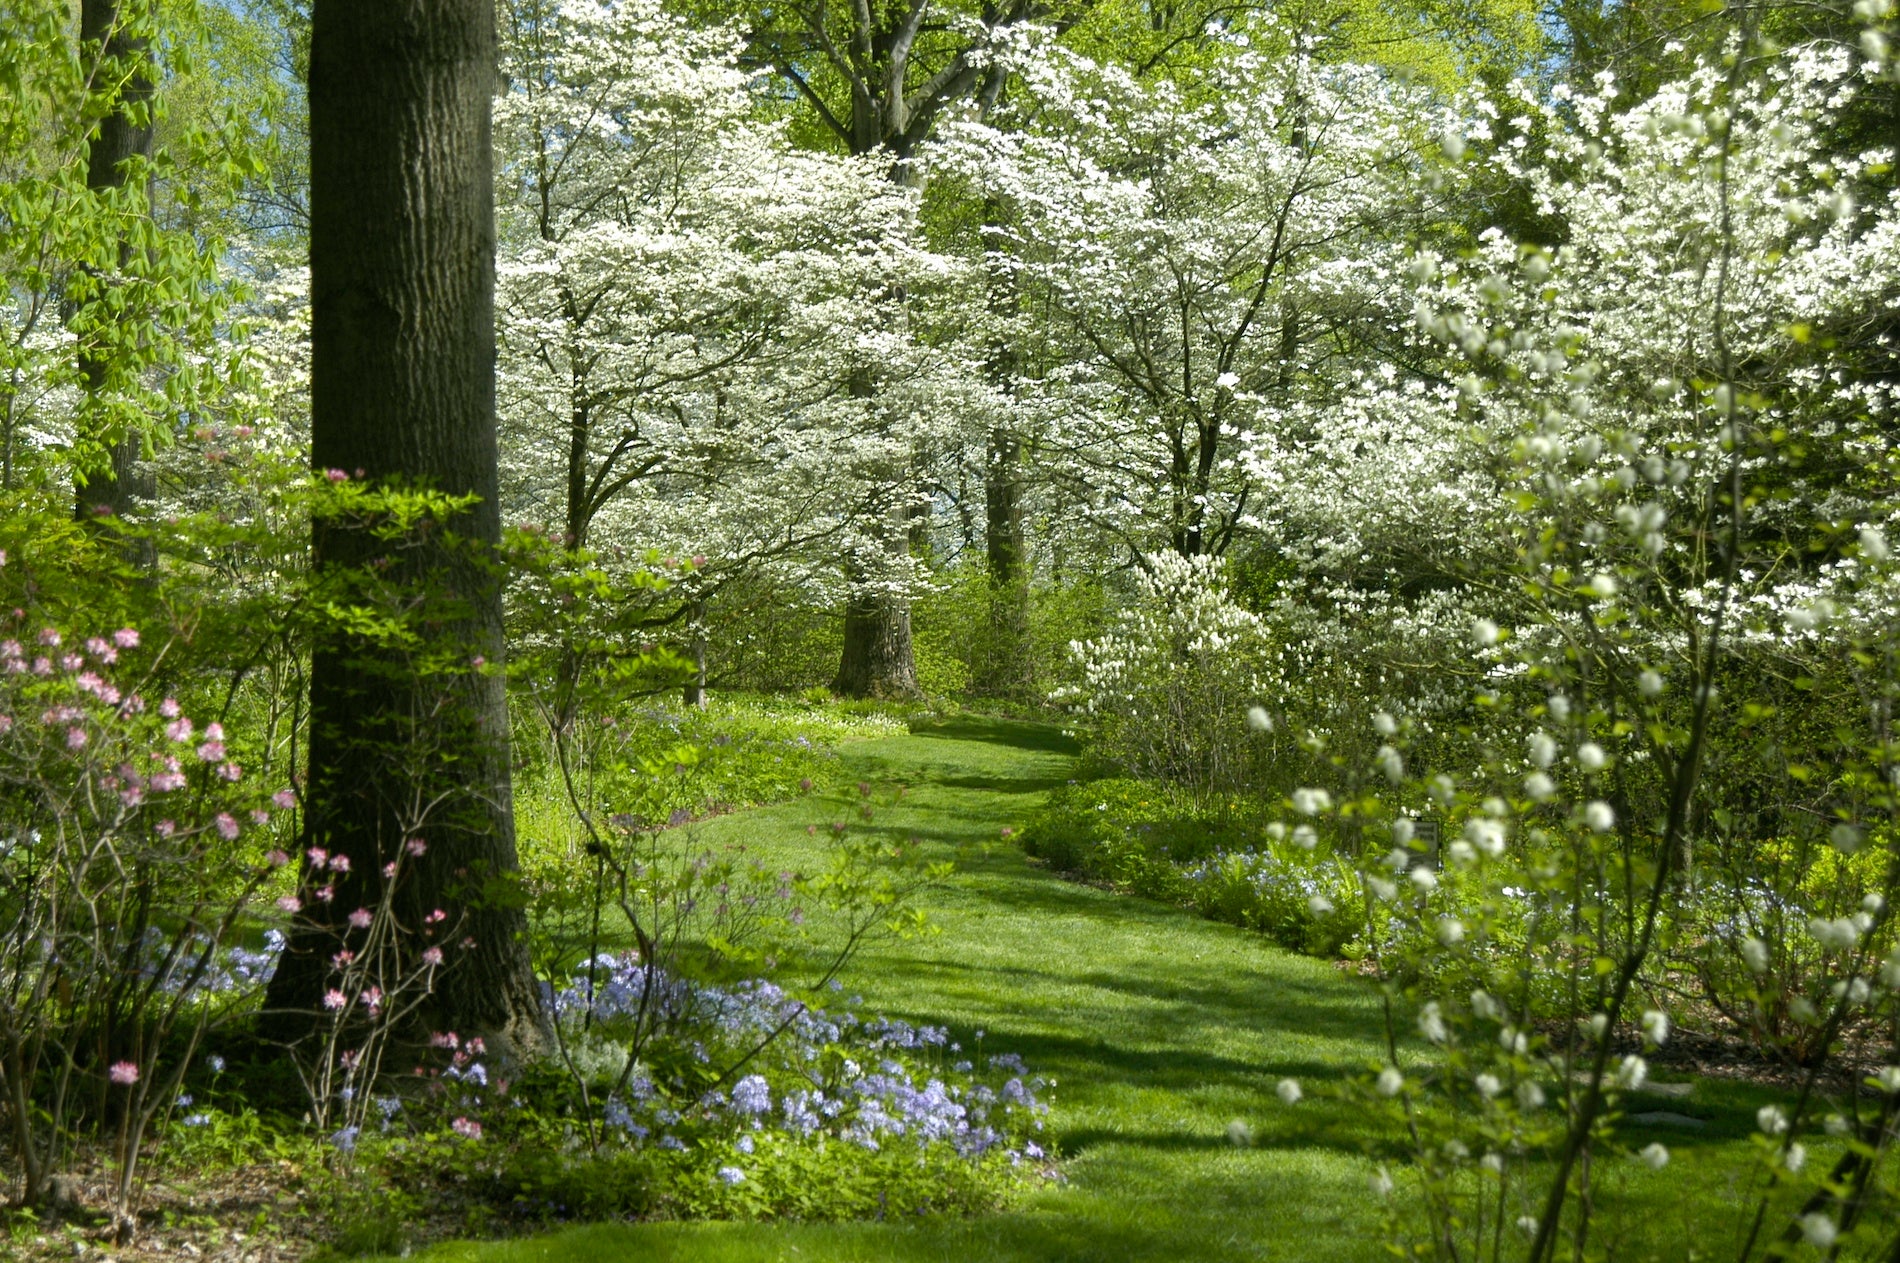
[425,908,446,924]
[323,989,347,1010]
[59,654,81,671]
[382,862,398,879]
[325,468,348,483]
[421,947,444,967]
[65,727,87,750]
[347,907,373,929]
[251,809,270,824]
[215,813,240,840]
[113,628,139,649]
[0,716,13,735]
[218,761,243,782]
[165,718,193,742]
[315,885,335,903]
[307,847,328,867]
[277,895,302,914]
[265,850,291,868]
[273,788,296,809]
[156,820,175,837]
[405,837,427,857]
[328,854,351,873]
[108,1061,139,1085]
[159,697,180,719]
[37,628,59,647]
[196,739,225,762]
[451,1117,481,1140]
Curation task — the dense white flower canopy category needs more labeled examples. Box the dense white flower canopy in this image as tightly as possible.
[492,0,996,602]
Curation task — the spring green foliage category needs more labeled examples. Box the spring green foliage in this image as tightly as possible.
[0,0,265,486]
[371,719,1836,1263]
[514,694,904,867]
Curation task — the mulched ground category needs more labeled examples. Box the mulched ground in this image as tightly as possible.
[11,1161,317,1263]
[10,1160,582,1263]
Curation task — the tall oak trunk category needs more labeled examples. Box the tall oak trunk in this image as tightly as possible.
[264,0,543,1055]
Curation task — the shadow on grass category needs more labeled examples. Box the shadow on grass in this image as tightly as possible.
[907,715,1084,757]
[933,772,1077,794]
[412,1206,1357,1263]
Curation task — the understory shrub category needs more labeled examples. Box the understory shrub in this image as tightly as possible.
[515,695,904,873]
[1055,554,1278,792]
[1018,778,1361,955]
[910,559,1107,704]
[0,609,293,1224]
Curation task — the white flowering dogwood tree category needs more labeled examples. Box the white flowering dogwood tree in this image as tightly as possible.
[493,0,993,693]
[932,32,1466,565]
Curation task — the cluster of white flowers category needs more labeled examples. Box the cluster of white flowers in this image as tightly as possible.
[491,0,998,607]
[1055,553,1278,789]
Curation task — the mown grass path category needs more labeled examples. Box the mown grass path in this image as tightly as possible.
[415,716,1771,1263]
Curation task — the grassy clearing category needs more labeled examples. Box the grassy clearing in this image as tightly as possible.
[401,715,1819,1263]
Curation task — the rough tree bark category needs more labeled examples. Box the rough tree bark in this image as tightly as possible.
[263,0,544,1055]
[72,0,156,542]
[833,566,921,698]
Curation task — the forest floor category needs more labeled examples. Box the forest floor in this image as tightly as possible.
[399,715,1793,1263]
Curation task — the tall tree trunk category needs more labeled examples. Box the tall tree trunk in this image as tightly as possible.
[975,193,1028,697]
[977,426,1030,697]
[833,555,921,699]
[814,5,1010,698]
[683,598,708,708]
[72,0,155,557]
[264,0,544,1056]
[832,356,922,697]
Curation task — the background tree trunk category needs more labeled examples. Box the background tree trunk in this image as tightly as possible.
[833,564,921,699]
[264,0,544,1056]
[833,357,923,696]
[975,193,1029,697]
[683,598,709,707]
[72,0,156,554]
[978,426,1030,697]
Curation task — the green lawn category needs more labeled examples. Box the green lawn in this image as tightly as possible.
[405,716,1819,1263]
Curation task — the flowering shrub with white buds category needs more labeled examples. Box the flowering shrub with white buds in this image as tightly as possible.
[1258,29,1900,1259]
[1056,553,1278,792]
